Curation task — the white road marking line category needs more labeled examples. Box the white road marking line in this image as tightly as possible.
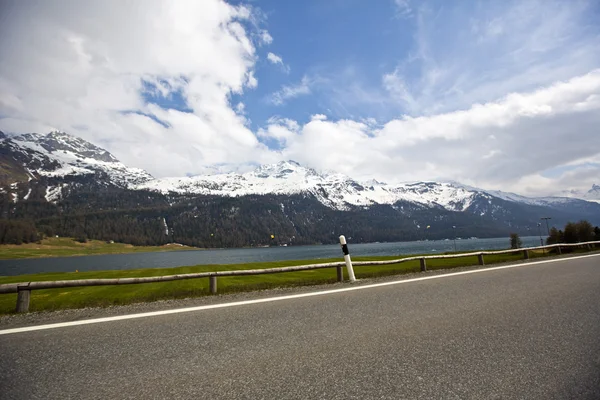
[1,253,598,336]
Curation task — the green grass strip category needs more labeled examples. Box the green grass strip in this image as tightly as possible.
[0,248,582,315]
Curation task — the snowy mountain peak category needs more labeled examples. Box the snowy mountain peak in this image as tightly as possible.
[255,160,302,171]
[3,131,153,196]
[13,130,119,163]
[137,161,488,211]
[365,179,387,186]
[252,160,318,179]
[4,132,598,212]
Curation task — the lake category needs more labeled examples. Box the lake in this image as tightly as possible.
[0,236,544,276]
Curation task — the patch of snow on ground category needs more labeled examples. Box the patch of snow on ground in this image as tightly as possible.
[45,185,64,202]
[163,218,169,236]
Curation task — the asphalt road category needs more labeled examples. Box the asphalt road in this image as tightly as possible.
[1,255,599,399]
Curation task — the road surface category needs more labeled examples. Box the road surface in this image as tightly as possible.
[1,255,599,399]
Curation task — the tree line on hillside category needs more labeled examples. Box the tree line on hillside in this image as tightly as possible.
[0,220,39,245]
[0,191,517,246]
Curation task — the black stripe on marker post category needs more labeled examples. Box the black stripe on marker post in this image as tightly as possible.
[341,244,349,255]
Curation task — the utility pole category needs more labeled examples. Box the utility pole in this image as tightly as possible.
[540,217,552,237]
[537,222,546,256]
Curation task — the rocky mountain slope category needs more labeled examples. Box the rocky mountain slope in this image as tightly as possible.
[136,161,482,211]
[1,130,152,201]
[1,130,599,246]
[136,160,600,213]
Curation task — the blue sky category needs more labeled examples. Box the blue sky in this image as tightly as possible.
[141,0,600,128]
[143,0,419,125]
[237,0,417,125]
[2,0,600,196]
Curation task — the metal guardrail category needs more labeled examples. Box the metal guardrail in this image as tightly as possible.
[1,241,599,313]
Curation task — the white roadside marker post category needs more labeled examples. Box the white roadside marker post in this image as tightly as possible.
[339,235,356,282]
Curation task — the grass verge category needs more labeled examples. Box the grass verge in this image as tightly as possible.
[0,247,585,315]
[0,237,195,260]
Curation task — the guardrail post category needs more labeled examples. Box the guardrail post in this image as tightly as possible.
[16,286,31,313]
[587,243,592,250]
[420,258,426,272]
[478,254,485,265]
[336,265,344,282]
[209,276,217,294]
[339,235,356,282]
[523,250,529,260]
[557,245,561,255]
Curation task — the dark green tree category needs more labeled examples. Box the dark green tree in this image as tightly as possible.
[510,233,522,249]
[576,220,594,242]
[546,227,561,245]
[563,222,578,243]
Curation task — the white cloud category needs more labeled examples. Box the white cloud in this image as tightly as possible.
[0,0,277,176]
[266,52,290,73]
[506,165,600,198]
[270,76,312,105]
[258,30,273,45]
[2,0,599,198]
[269,70,600,196]
[382,0,600,116]
[267,52,282,64]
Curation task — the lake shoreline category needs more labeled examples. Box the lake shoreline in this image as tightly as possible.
[0,236,525,261]
[0,237,544,277]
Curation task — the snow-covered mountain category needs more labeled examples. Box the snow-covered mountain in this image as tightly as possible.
[136,159,600,213]
[2,130,598,213]
[1,131,153,201]
[136,160,488,211]
[558,184,600,203]
[2,130,599,247]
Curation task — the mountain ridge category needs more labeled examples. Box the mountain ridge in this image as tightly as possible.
[1,130,599,247]
[3,130,598,209]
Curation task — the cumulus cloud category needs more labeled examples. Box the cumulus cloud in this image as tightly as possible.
[266,52,290,73]
[266,70,600,196]
[0,0,277,176]
[256,117,299,148]
[258,30,273,45]
[1,0,599,197]
[267,52,283,64]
